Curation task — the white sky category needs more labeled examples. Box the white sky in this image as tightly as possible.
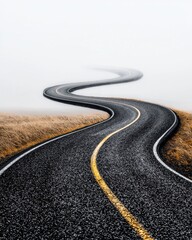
[0,0,192,114]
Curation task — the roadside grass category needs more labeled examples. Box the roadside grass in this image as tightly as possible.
[0,112,109,161]
[162,110,192,178]
[1,108,192,179]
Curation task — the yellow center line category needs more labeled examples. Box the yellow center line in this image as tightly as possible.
[90,103,154,240]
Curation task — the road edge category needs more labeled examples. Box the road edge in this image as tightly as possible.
[153,108,192,183]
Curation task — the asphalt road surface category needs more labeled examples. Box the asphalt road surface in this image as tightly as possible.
[0,69,192,239]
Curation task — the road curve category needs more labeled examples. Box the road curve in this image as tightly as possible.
[0,68,192,239]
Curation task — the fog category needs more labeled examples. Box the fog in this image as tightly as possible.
[0,0,192,114]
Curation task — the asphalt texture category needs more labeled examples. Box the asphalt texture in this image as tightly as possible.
[0,69,192,239]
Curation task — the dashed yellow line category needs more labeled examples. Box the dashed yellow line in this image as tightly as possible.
[90,104,154,240]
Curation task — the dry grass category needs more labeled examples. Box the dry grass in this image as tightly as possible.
[0,112,109,160]
[1,108,192,178]
[162,110,192,177]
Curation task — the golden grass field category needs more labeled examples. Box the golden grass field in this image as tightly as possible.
[0,109,192,178]
[162,110,192,177]
[0,112,109,160]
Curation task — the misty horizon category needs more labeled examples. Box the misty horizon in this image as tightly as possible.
[1,0,192,113]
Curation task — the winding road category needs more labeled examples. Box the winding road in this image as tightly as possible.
[0,69,192,239]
